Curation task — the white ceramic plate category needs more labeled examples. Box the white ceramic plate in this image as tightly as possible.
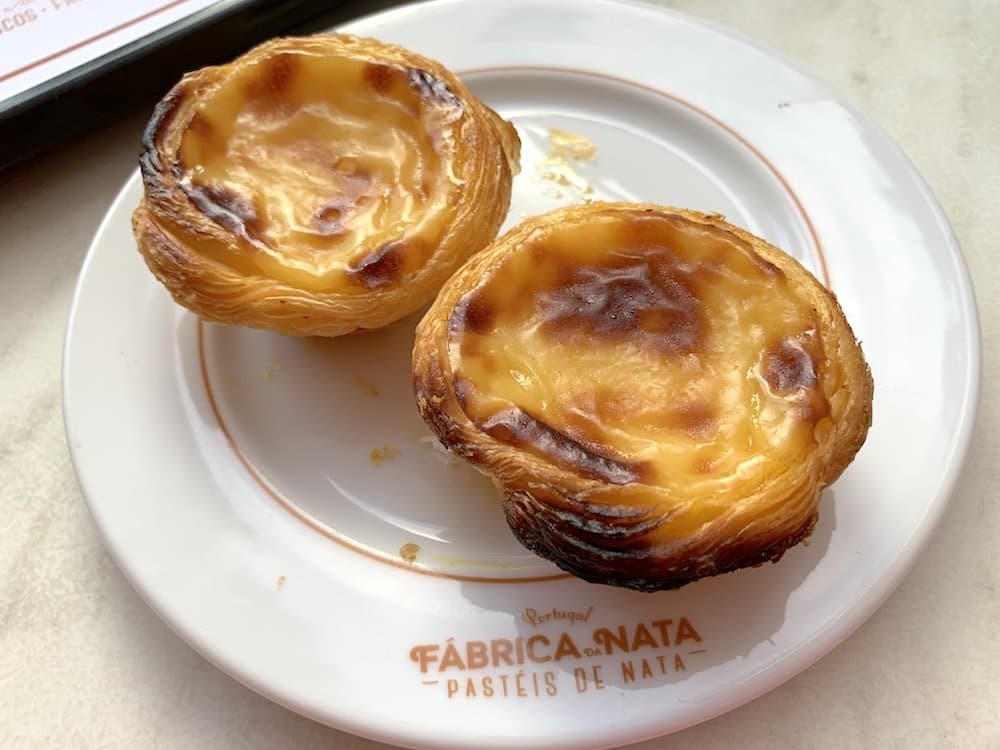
[63,1,981,748]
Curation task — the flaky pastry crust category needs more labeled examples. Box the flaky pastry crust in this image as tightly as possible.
[133,33,519,336]
[413,203,873,591]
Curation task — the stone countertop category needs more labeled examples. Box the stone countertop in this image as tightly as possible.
[1,0,996,747]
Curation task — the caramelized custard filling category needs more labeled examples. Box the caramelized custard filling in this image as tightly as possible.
[448,213,836,511]
[175,51,464,291]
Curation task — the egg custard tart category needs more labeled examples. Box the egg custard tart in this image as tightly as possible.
[413,203,873,591]
[133,34,520,336]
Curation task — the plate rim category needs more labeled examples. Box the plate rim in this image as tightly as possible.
[62,1,983,748]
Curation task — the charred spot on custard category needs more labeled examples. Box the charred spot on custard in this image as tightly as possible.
[536,250,704,355]
[348,240,408,288]
[479,407,644,485]
[363,62,401,94]
[450,289,496,335]
[244,52,297,103]
[452,380,647,486]
[183,182,265,242]
[763,337,818,393]
[761,334,832,426]
[670,401,718,439]
[406,68,461,109]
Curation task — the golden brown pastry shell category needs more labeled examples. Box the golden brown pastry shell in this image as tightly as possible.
[134,33,520,337]
[413,203,873,591]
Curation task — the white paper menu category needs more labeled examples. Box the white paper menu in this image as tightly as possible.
[0,0,225,104]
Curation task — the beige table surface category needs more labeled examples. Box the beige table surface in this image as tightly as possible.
[1,1,997,747]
